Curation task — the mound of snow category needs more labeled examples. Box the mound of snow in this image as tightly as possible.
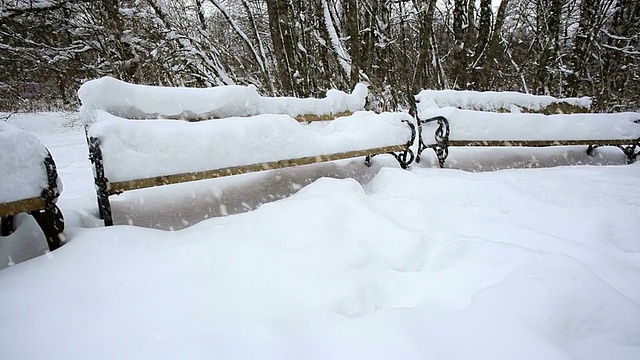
[88,111,414,182]
[416,89,591,112]
[0,122,60,203]
[79,77,368,124]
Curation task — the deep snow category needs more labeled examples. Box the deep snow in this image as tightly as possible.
[1,112,640,360]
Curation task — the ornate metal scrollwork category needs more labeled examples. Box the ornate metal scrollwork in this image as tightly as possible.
[396,119,417,169]
[86,129,114,226]
[365,119,416,169]
[29,151,65,250]
[417,116,450,167]
[587,138,640,164]
[618,141,639,164]
[389,147,415,169]
[586,144,600,156]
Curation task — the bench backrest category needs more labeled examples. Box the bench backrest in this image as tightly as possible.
[79,77,368,125]
[415,89,591,114]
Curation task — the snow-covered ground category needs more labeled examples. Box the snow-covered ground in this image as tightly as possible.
[1,112,640,359]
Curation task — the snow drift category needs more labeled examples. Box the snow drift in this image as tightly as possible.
[1,163,640,360]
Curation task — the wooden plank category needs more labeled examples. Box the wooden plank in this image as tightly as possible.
[294,111,352,122]
[0,197,46,217]
[125,111,353,123]
[109,144,408,193]
[446,139,636,147]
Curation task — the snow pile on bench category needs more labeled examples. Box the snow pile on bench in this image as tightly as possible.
[419,107,640,141]
[79,77,368,124]
[0,122,57,203]
[416,89,591,113]
[88,111,413,183]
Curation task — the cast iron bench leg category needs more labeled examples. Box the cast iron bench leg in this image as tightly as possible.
[30,204,64,251]
[1,215,14,237]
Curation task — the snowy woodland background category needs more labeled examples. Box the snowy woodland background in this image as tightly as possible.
[1,0,639,113]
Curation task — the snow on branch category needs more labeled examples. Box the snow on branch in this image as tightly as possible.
[322,0,351,77]
[0,0,91,19]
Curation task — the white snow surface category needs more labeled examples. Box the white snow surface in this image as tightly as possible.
[419,107,640,141]
[0,122,53,203]
[79,77,368,124]
[416,89,592,112]
[2,112,640,360]
[89,110,413,183]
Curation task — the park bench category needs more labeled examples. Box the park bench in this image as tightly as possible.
[0,122,64,251]
[79,77,416,226]
[414,89,592,114]
[413,90,640,167]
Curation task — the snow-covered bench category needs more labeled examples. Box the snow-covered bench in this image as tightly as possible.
[416,107,640,167]
[413,90,640,167]
[79,78,415,226]
[0,122,64,250]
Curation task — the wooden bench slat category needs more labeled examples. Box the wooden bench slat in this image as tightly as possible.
[119,111,352,123]
[0,197,46,217]
[108,144,408,193]
[446,139,636,147]
[294,111,352,122]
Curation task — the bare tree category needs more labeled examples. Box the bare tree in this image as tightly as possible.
[414,0,443,91]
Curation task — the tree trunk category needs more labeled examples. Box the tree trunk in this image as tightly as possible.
[414,0,439,91]
[471,0,492,89]
[567,0,599,97]
[535,0,563,95]
[267,0,294,95]
[480,0,510,90]
[600,0,640,110]
[452,0,469,89]
[344,0,361,86]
